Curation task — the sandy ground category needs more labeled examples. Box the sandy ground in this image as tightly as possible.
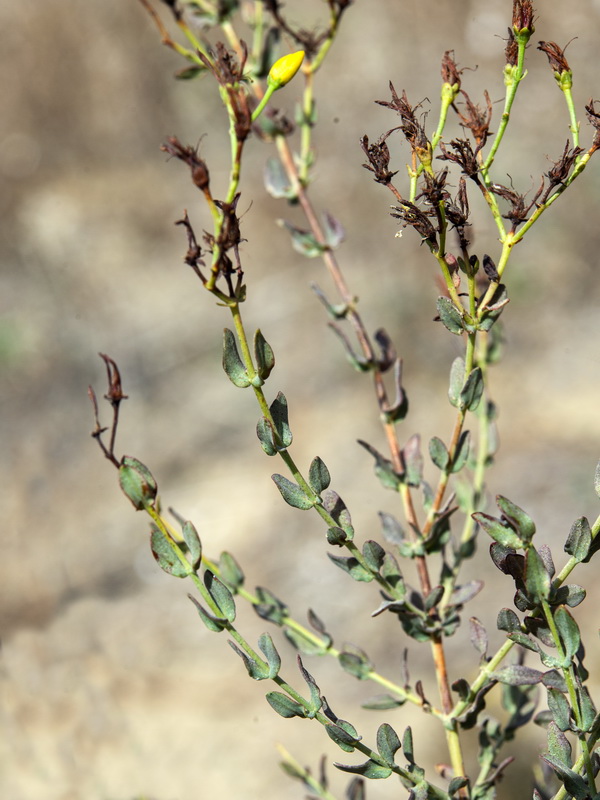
[1,1,600,799]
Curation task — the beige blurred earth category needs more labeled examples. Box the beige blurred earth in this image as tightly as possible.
[1,1,600,799]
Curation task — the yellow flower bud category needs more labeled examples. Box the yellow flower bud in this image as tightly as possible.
[267,50,305,90]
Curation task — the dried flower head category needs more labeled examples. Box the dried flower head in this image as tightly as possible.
[512,0,535,34]
[545,141,583,189]
[441,51,463,89]
[161,137,211,192]
[376,84,430,153]
[391,200,438,247]
[453,90,493,147]
[361,133,398,185]
[585,99,600,153]
[537,41,571,75]
[505,28,519,67]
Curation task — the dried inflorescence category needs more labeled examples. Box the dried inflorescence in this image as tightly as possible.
[202,43,253,142]
[453,90,493,148]
[585,100,600,153]
[390,200,438,248]
[441,50,463,89]
[512,0,535,33]
[438,139,483,179]
[504,28,519,66]
[537,40,571,75]
[545,141,584,190]
[161,136,211,192]
[376,84,430,154]
[263,0,352,57]
[360,133,398,185]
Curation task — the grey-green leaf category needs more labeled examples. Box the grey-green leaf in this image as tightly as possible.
[358,439,402,491]
[577,686,596,733]
[402,726,415,764]
[437,296,464,335]
[218,551,245,590]
[448,357,465,408]
[469,617,488,659]
[564,517,592,563]
[119,456,158,510]
[272,474,314,510]
[403,434,423,487]
[451,430,471,473]
[188,593,227,632]
[270,392,293,447]
[150,524,190,578]
[279,220,325,258]
[334,760,393,780]
[338,646,373,679]
[254,329,275,381]
[254,586,288,625]
[222,328,251,387]
[256,417,277,455]
[328,554,374,583]
[284,627,328,656]
[497,608,521,633]
[362,540,385,573]
[547,721,572,768]
[472,511,524,549]
[378,511,406,545]
[525,546,551,605]
[429,436,450,471]
[205,570,236,622]
[297,656,322,716]
[266,691,307,718]
[460,367,484,411]
[554,606,580,661]
[376,723,401,766]
[258,632,281,679]
[228,640,270,680]
[540,755,589,800]
[326,720,360,752]
[264,157,295,199]
[491,665,543,686]
[547,688,572,732]
[362,694,406,710]
[496,495,536,542]
[308,456,331,494]
[182,520,202,570]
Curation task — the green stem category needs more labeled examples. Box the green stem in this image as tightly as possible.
[541,599,596,790]
[200,553,444,717]
[251,84,276,121]
[432,84,458,152]
[450,513,600,723]
[511,152,592,245]
[561,81,580,150]
[250,1,265,68]
[146,505,271,669]
[176,17,211,61]
[206,90,246,291]
[482,35,528,174]
[476,235,514,316]
[277,746,340,800]
[271,677,448,794]
[227,302,413,600]
[298,71,314,185]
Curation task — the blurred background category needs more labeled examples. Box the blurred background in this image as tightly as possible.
[1,1,599,798]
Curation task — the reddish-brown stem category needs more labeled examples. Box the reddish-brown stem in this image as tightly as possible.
[137,0,178,50]
[277,129,457,735]
[422,409,466,538]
